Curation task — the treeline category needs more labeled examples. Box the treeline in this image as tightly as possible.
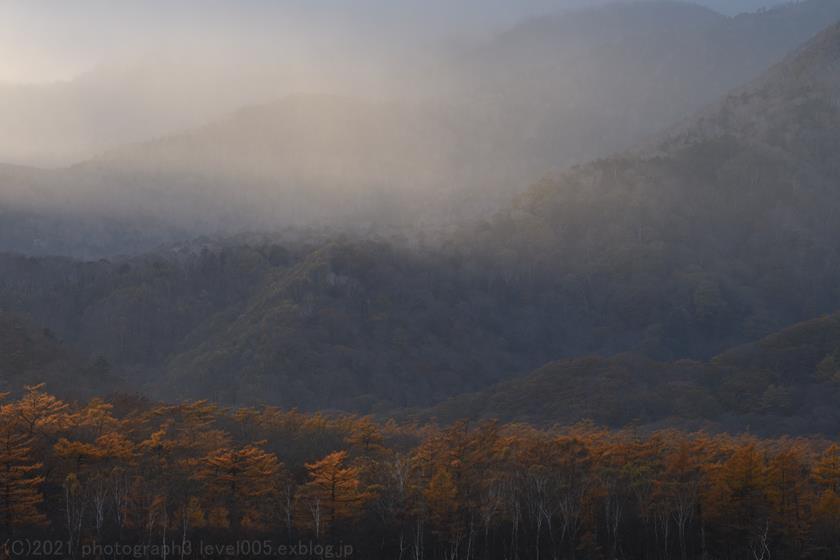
[1,386,840,559]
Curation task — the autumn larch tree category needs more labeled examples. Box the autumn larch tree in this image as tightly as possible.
[0,400,46,534]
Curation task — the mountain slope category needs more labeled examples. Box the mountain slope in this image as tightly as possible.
[160,242,544,409]
[466,20,840,358]
[424,312,840,435]
[715,313,840,383]
[1,17,839,417]
[61,96,527,229]
[0,311,123,398]
[459,0,840,170]
[0,241,555,410]
[1,23,840,413]
[658,17,840,160]
[4,1,840,258]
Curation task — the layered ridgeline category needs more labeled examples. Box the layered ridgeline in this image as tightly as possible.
[464,20,840,359]
[1,23,840,420]
[457,0,840,168]
[155,21,840,415]
[3,1,840,258]
[423,22,840,433]
[0,242,547,409]
[0,311,122,397]
[425,313,840,435]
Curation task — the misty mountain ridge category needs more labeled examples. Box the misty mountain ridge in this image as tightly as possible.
[470,20,840,352]
[1,21,840,424]
[2,0,840,258]
[0,58,296,167]
[461,0,840,164]
[652,19,840,153]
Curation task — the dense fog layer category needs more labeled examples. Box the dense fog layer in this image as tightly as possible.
[0,0,834,257]
[0,0,787,166]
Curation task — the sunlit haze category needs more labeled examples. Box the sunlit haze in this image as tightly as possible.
[2,1,840,557]
[0,0,782,83]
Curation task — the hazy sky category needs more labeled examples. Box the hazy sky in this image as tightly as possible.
[0,0,781,84]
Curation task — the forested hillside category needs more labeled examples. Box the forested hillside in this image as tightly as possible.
[1,23,840,416]
[0,312,121,397]
[426,313,840,435]
[464,20,840,358]
[422,23,840,434]
[0,242,559,408]
[4,238,840,431]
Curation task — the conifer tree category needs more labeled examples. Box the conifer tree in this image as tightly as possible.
[0,406,46,531]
